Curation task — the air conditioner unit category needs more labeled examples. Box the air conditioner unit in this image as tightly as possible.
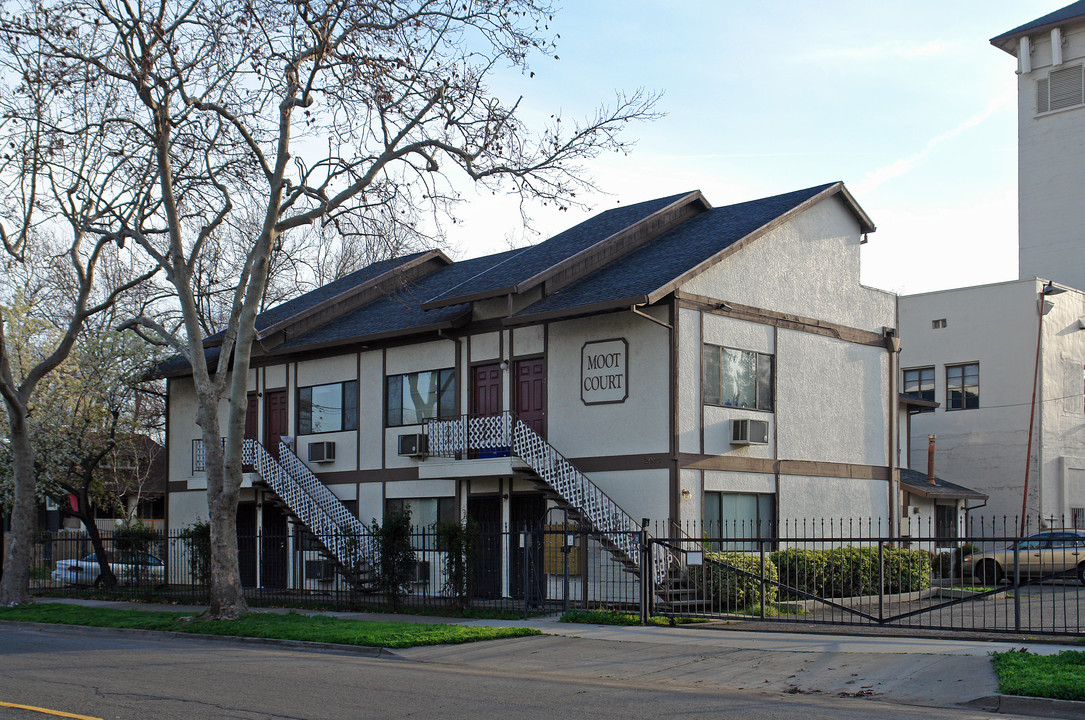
[398,433,428,457]
[731,419,769,445]
[304,559,336,582]
[412,560,431,583]
[307,441,336,463]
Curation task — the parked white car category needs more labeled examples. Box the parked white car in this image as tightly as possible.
[52,552,165,587]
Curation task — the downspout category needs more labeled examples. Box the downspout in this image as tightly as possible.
[885,327,900,537]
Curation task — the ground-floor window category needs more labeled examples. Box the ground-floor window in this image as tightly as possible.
[385,496,457,549]
[935,503,958,546]
[704,492,775,550]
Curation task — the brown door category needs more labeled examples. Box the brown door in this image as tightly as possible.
[472,364,502,416]
[515,358,546,437]
[264,389,288,459]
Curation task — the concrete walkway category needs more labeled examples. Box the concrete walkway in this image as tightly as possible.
[24,598,1085,718]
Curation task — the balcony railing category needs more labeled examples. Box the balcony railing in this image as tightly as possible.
[423,413,513,459]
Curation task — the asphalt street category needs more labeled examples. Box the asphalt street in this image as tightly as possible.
[0,623,1068,720]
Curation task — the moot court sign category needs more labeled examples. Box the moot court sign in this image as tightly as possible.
[581,338,628,405]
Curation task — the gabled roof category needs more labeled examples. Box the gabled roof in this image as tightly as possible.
[159,181,874,375]
[991,1,1085,53]
[421,191,703,310]
[507,182,868,324]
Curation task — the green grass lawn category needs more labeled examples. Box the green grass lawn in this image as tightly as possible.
[991,649,1085,701]
[0,603,539,649]
[559,609,709,626]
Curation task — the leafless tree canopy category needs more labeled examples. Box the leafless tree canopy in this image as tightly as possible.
[0,0,659,616]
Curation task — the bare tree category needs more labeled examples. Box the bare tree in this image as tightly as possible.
[0,25,159,604]
[2,0,659,618]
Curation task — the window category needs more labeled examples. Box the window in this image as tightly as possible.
[385,497,458,550]
[1037,64,1084,114]
[386,369,456,426]
[1072,508,1084,530]
[935,504,957,547]
[903,366,935,410]
[703,345,773,411]
[946,363,979,410]
[704,492,775,550]
[298,381,358,435]
[931,318,947,329]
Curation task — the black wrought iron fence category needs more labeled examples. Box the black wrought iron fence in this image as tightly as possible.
[24,515,1082,633]
[25,524,645,616]
[651,515,1085,635]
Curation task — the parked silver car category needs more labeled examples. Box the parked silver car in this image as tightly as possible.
[52,552,165,587]
[963,530,1085,585]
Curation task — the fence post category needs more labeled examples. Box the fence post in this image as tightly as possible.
[562,509,570,615]
[639,519,650,625]
[759,539,766,620]
[877,539,885,624]
[522,529,530,620]
[1013,540,1021,632]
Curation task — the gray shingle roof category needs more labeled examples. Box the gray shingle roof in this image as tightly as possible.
[159,181,862,374]
[992,1,1085,46]
[511,183,839,320]
[422,192,693,307]
[899,468,987,500]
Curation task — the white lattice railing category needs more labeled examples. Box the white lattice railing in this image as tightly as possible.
[424,413,512,457]
[242,439,375,574]
[425,412,673,581]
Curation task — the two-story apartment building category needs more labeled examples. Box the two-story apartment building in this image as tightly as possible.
[163,181,898,593]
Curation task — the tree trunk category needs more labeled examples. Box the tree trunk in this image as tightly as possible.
[78,507,117,589]
[200,408,249,619]
[0,409,34,605]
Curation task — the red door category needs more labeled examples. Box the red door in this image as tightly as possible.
[515,358,546,437]
[264,389,288,459]
[472,364,502,416]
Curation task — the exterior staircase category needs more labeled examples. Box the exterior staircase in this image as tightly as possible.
[424,412,675,582]
[243,439,376,586]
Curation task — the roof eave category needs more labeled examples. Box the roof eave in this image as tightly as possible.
[503,295,652,327]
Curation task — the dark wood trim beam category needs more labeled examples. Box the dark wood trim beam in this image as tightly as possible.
[675,291,887,347]
[679,453,890,482]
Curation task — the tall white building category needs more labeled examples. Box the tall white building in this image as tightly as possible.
[991,1,1085,289]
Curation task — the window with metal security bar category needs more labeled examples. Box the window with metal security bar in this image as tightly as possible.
[1037,65,1084,114]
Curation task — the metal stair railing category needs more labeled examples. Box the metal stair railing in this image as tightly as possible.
[425,412,674,581]
[242,439,375,572]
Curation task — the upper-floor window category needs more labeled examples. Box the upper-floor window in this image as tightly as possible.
[386,369,456,426]
[298,380,358,435]
[1037,64,1084,114]
[903,366,935,412]
[945,363,979,410]
[703,344,773,412]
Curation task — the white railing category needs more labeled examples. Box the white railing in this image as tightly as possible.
[242,439,375,574]
[425,412,673,581]
[424,413,512,457]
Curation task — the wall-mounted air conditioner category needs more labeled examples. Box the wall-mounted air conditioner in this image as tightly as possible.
[731,419,769,446]
[307,440,336,463]
[398,433,428,457]
[304,559,336,582]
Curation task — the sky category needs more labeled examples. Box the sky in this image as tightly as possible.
[439,1,1067,296]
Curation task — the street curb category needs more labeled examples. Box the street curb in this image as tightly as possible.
[963,694,1085,719]
[0,619,398,658]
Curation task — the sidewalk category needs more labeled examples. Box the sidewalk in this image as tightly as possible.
[28,599,1085,718]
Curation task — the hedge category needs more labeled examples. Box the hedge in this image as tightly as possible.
[772,546,930,599]
[689,551,778,608]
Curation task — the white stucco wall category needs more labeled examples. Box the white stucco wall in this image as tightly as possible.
[545,309,671,458]
[679,194,895,332]
[778,475,888,526]
[777,330,889,466]
[898,279,1084,522]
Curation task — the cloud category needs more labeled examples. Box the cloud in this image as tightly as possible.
[853,87,1014,195]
